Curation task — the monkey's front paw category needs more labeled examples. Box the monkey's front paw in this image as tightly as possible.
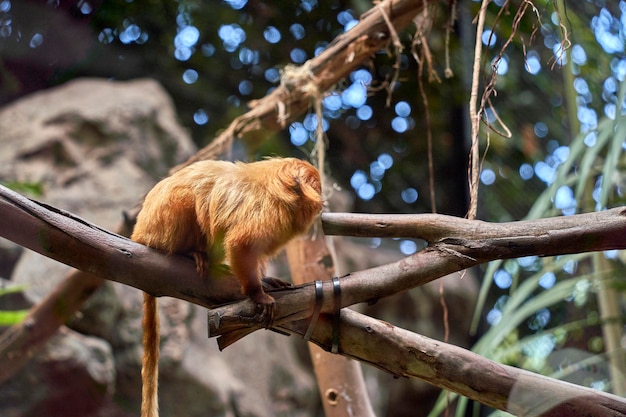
[250,292,276,327]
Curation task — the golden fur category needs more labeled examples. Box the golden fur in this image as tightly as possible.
[132,157,323,417]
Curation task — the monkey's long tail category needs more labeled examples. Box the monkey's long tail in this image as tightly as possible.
[141,292,160,417]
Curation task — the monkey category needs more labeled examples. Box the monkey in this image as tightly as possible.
[131,157,323,417]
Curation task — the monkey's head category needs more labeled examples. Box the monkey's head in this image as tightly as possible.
[283,158,323,207]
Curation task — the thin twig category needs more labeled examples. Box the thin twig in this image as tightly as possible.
[467,0,490,220]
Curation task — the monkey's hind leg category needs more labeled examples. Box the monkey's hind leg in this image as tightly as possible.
[229,245,276,326]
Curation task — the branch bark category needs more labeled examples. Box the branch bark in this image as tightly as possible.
[0,185,245,383]
[4,185,626,332]
[287,309,626,417]
[0,186,245,306]
[208,209,626,342]
[286,233,375,417]
[2,184,626,415]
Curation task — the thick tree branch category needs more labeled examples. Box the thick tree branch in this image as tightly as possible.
[2,185,626,413]
[0,184,246,383]
[4,184,626,334]
[4,184,626,335]
[321,210,626,257]
[209,208,626,342]
[286,309,626,416]
[0,185,246,306]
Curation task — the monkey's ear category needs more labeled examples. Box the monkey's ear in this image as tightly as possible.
[293,163,322,202]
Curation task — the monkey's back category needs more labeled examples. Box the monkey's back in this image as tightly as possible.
[132,158,322,264]
[131,160,233,255]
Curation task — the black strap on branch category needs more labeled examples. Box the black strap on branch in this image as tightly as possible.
[303,278,342,353]
[303,280,324,341]
[331,277,341,354]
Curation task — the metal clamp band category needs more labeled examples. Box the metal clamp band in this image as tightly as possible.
[303,280,324,341]
[331,277,341,354]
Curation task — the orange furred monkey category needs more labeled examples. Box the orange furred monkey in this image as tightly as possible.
[131,157,323,417]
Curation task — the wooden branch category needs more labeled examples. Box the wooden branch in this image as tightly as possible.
[5,183,626,340]
[177,0,437,166]
[282,309,626,416]
[0,183,252,383]
[4,183,626,340]
[3,185,626,413]
[0,266,105,384]
[321,210,626,256]
[286,234,376,417]
[0,185,245,306]
[208,207,626,341]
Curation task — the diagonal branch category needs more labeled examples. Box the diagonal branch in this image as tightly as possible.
[0,185,246,307]
[4,184,626,337]
[2,185,626,414]
[5,183,626,332]
[285,309,626,416]
[321,210,626,256]
[207,208,626,343]
[178,0,437,166]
